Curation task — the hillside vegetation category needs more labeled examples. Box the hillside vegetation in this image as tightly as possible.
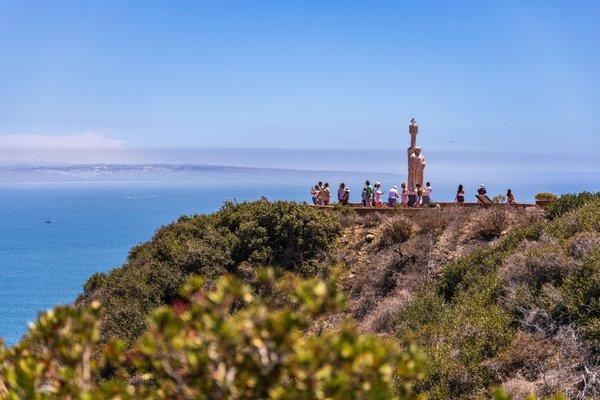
[1,193,599,399]
[77,200,342,343]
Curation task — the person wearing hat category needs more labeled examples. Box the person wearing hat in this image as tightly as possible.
[337,182,350,205]
[477,184,487,196]
[373,182,384,207]
[387,185,399,207]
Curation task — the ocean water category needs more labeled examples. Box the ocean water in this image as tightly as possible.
[0,173,597,345]
[0,182,310,345]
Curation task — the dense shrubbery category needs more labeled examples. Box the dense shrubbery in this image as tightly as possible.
[546,197,600,242]
[544,191,600,220]
[213,201,342,270]
[399,269,513,397]
[78,201,342,343]
[0,273,424,399]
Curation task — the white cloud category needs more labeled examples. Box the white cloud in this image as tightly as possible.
[0,132,126,149]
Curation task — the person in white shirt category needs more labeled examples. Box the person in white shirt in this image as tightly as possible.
[422,182,432,206]
[387,185,399,207]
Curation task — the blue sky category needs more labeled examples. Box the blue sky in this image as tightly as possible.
[0,1,599,159]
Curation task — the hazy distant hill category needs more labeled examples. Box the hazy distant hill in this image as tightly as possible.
[0,164,402,184]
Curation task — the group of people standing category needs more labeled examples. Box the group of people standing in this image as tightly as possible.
[361,180,433,208]
[312,181,518,207]
[310,180,432,208]
[311,182,333,205]
[456,184,517,204]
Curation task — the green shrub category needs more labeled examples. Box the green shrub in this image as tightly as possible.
[544,191,600,220]
[438,249,490,301]
[561,251,600,346]
[0,301,128,399]
[546,198,600,241]
[82,272,107,296]
[398,282,513,398]
[404,220,557,397]
[212,201,342,270]
[438,222,546,301]
[100,260,187,343]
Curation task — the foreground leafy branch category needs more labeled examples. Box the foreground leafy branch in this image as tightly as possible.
[1,273,423,399]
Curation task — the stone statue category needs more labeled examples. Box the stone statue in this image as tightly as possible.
[407,118,425,193]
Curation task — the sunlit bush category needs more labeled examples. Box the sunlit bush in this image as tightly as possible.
[1,273,424,399]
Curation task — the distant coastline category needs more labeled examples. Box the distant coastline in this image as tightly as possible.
[0,164,403,184]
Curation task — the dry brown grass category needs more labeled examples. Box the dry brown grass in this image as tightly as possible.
[486,331,556,381]
[464,207,543,243]
[348,249,405,319]
[490,325,600,399]
[361,212,386,228]
[361,296,407,333]
[413,207,474,237]
[378,215,413,247]
[469,207,511,241]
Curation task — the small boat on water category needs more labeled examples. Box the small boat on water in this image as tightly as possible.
[45,220,52,224]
